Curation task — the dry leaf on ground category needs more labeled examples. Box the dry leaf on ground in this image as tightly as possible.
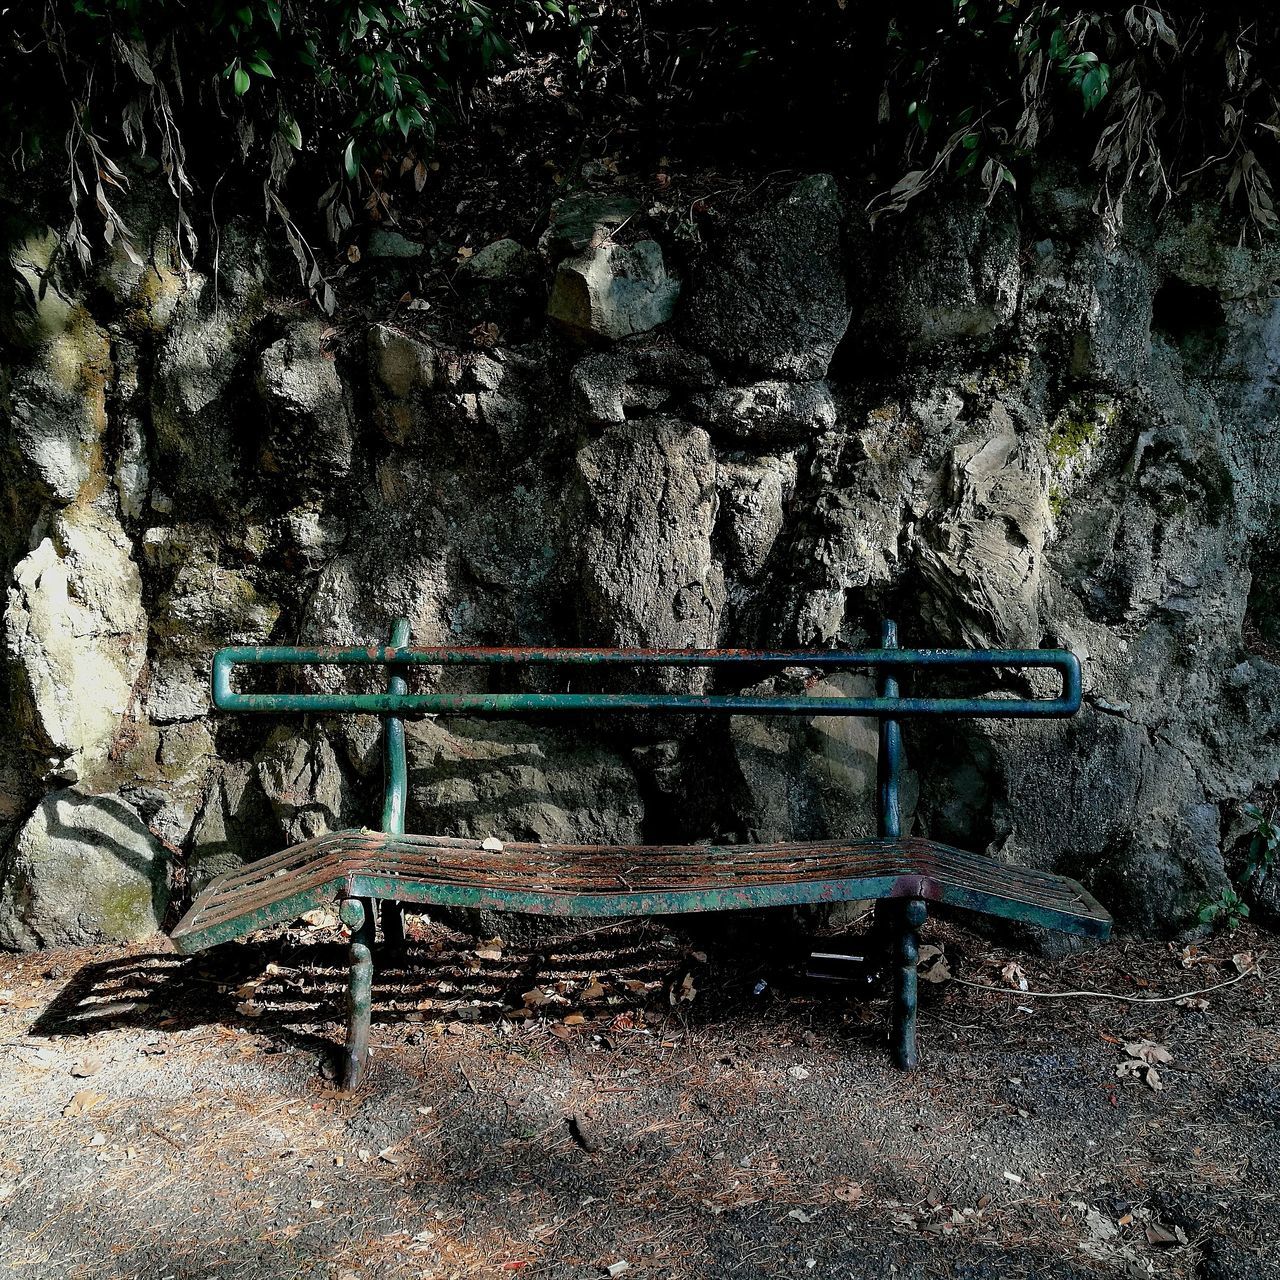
[63,1090,106,1117]
[1124,1039,1173,1066]
[918,944,951,984]
[668,972,698,1004]
[1117,1040,1172,1090]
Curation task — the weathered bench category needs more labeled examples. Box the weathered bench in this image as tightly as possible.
[171,619,1110,1086]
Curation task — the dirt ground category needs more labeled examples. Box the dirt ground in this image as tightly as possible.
[0,912,1275,1280]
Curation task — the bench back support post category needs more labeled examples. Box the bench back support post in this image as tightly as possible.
[876,619,925,1069]
[877,619,902,840]
[376,618,412,956]
[380,617,411,837]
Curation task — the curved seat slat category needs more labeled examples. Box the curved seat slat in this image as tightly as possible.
[171,829,1111,954]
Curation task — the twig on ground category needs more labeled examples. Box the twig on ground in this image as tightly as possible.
[952,960,1263,1004]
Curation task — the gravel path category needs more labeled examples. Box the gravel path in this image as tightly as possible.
[1,916,1275,1280]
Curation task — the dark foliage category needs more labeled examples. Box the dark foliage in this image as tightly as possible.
[2,2,1277,304]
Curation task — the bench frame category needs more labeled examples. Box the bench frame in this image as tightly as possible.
[176,619,1108,1087]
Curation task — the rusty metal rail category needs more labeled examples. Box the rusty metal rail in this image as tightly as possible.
[212,642,1082,718]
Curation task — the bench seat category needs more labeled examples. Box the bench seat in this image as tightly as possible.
[171,829,1111,955]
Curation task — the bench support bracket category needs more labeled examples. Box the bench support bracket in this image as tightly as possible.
[877,619,928,1070]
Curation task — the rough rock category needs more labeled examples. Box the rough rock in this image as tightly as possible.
[862,197,1020,350]
[127,720,218,853]
[4,174,1280,945]
[539,193,642,260]
[1067,242,1153,389]
[691,379,836,444]
[407,718,644,845]
[255,727,352,845]
[150,255,265,508]
[717,452,797,579]
[256,318,355,490]
[680,174,851,379]
[5,504,147,784]
[368,323,438,445]
[367,229,426,259]
[576,419,725,659]
[189,761,276,890]
[114,415,150,522]
[3,299,111,505]
[144,533,281,724]
[548,240,680,341]
[0,789,168,950]
[773,398,923,645]
[2,223,76,350]
[911,416,1052,647]
[570,347,716,425]
[728,675,898,844]
[463,238,539,280]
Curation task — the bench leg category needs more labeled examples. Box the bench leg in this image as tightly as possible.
[380,899,405,951]
[890,898,928,1071]
[339,898,374,1089]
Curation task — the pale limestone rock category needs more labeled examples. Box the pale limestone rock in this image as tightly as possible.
[5,504,146,784]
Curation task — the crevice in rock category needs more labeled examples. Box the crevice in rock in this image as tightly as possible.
[1152,277,1227,346]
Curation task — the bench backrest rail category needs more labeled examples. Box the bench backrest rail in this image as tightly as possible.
[212,618,1082,844]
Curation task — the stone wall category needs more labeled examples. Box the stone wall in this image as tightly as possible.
[2,169,1279,948]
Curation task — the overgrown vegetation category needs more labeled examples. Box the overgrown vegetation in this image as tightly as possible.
[2,2,1277,308]
[1201,804,1279,932]
[868,3,1279,230]
[2,0,587,305]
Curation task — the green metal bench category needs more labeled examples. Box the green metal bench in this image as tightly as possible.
[171,620,1110,1087]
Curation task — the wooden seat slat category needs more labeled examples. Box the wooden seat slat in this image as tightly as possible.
[172,828,1109,953]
